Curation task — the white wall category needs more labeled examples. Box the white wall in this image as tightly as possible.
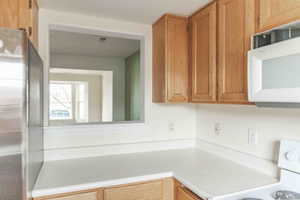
[39,9,197,160]
[99,71,113,122]
[39,9,300,177]
[196,104,300,176]
[50,54,126,121]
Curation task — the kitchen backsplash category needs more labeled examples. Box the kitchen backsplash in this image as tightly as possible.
[197,104,300,163]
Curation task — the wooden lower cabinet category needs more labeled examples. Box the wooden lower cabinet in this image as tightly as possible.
[104,180,173,200]
[33,178,202,200]
[174,179,202,200]
[176,187,201,200]
[34,178,175,200]
[33,179,203,200]
[33,189,103,200]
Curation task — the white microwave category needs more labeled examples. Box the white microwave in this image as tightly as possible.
[248,22,300,105]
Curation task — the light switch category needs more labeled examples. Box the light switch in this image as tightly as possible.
[214,123,222,135]
[248,128,258,145]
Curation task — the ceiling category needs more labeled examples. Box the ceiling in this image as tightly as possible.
[40,0,212,24]
[50,30,140,57]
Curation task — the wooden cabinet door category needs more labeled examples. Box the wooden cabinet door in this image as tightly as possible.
[1,0,39,48]
[104,181,163,200]
[29,0,39,48]
[152,16,166,103]
[48,192,98,200]
[218,0,255,104]
[257,0,300,32]
[166,16,189,102]
[176,187,201,200]
[190,2,217,103]
[152,15,189,103]
[0,0,20,29]
[35,190,103,200]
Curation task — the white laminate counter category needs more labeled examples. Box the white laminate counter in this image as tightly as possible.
[32,148,278,199]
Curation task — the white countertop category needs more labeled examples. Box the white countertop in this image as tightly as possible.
[33,148,278,199]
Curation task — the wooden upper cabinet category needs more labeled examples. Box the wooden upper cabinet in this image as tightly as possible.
[217,0,255,104]
[0,0,20,29]
[257,0,300,32]
[0,0,39,48]
[153,14,189,103]
[190,2,217,103]
[29,0,39,48]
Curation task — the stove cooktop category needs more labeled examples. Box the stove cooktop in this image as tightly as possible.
[214,184,299,200]
[240,190,300,200]
[214,140,300,200]
[213,140,300,200]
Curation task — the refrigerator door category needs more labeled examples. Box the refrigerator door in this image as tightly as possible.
[0,27,44,200]
[0,28,27,200]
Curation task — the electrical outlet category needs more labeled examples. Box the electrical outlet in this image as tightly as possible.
[248,128,258,145]
[168,122,175,132]
[214,122,222,135]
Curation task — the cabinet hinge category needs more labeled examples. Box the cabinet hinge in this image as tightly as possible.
[29,0,32,9]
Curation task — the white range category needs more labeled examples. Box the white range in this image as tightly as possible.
[214,140,300,200]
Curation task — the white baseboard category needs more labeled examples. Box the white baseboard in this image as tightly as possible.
[44,139,196,161]
[196,139,279,178]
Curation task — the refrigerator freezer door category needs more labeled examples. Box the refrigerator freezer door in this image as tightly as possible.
[0,27,44,200]
[0,28,26,200]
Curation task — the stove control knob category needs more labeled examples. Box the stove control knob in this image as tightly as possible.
[285,151,298,162]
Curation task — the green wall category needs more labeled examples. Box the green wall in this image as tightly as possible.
[125,51,141,121]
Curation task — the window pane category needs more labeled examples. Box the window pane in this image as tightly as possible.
[79,84,85,102]
[49,83,72,120]
[75,82,88,122]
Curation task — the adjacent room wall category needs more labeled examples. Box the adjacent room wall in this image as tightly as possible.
[125,51,141,121]
[50,53,126,121]
[39,9,197,161]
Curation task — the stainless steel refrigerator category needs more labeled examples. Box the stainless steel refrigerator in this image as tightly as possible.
[0,28,44,200]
